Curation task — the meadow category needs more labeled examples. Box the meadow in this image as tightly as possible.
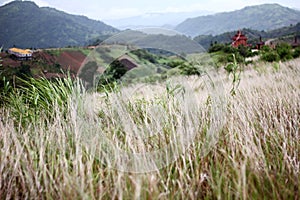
[0,58,299,199]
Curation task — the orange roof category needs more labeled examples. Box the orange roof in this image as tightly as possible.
[9,48,32,54]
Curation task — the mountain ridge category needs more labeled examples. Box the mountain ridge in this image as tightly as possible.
[175,3,300,37]
[0,1,119,49]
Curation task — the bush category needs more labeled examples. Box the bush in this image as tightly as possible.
[131,49,158,64]
[208,44,225,53]
[167,60,185,68]
[178,63,201,76]
[227,53,244,63]
[293,47,300,58]
[261,45,272,52]
[237,45,252,57]
[276,43,293,61]
[16,64,32,79]
[98,60,128,86]
[261,51,280,62]
[223,46,237,54]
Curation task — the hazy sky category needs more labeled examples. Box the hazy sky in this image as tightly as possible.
[1,0,300,20]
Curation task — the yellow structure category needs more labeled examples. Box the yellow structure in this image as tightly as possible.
[8,48,33,58]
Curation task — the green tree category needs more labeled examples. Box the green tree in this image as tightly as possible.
[276,43,293,61]
[261,45,272,52]
[179,63,201,76]
[208,43,226,53]
[237,45,252,57]
[16,63,32,79]
[223,45,237,54]
[261,51,280,62]
[98,60,128,86]
[293,47,300,58]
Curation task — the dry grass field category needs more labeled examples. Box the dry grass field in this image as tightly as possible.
[0,59,299,199]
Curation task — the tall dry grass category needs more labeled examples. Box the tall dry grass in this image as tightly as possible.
[0,59,299,199]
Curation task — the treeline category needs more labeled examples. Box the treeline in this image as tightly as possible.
[260,43,300,62]
[194,23,300,50]
[209,42,300,65]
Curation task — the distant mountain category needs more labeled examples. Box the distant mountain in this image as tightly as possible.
[105,10,213,30]
[175,4,300,37]
[0,1,118,49]
[194,23,300,50]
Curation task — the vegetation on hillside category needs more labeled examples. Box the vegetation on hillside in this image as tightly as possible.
[194,23,300,50]
[260,43,300,62]
[208,43,256,67]
[176,3,300,36]
[207,40,300,68]
[96,48,204,88]
[0,47,92,91]
[0,1,118,49]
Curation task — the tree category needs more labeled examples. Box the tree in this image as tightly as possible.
[237,45,251,57]
[261,51,280,62]
[16,63,32,79]
[276,43,293,61]
[97,60,128,86]
[208,44,225,53]
[293,47,300,58]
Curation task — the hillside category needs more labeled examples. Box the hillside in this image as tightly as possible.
[175,4,300,37]
[194,23,300,49]
[0,1,118,49]
[0,48,90,87]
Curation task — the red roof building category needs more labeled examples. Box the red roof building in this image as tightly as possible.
[232,30,248,48]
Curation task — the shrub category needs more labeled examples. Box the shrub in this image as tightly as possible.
[261,51,280,62]
[167,60,185,68]
[293,47,300,58]
[237,45,252,57]
[208,43,225,53]
[227,53,244,63]
[16,64,32,79]
[178,63,201,76]
[131,49,158,64]
[261,45,272,52]
[97,60,128,87]
[223,45,237,54]
[276,43,293,61]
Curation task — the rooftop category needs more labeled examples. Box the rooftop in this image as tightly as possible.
[9,48,32,55]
